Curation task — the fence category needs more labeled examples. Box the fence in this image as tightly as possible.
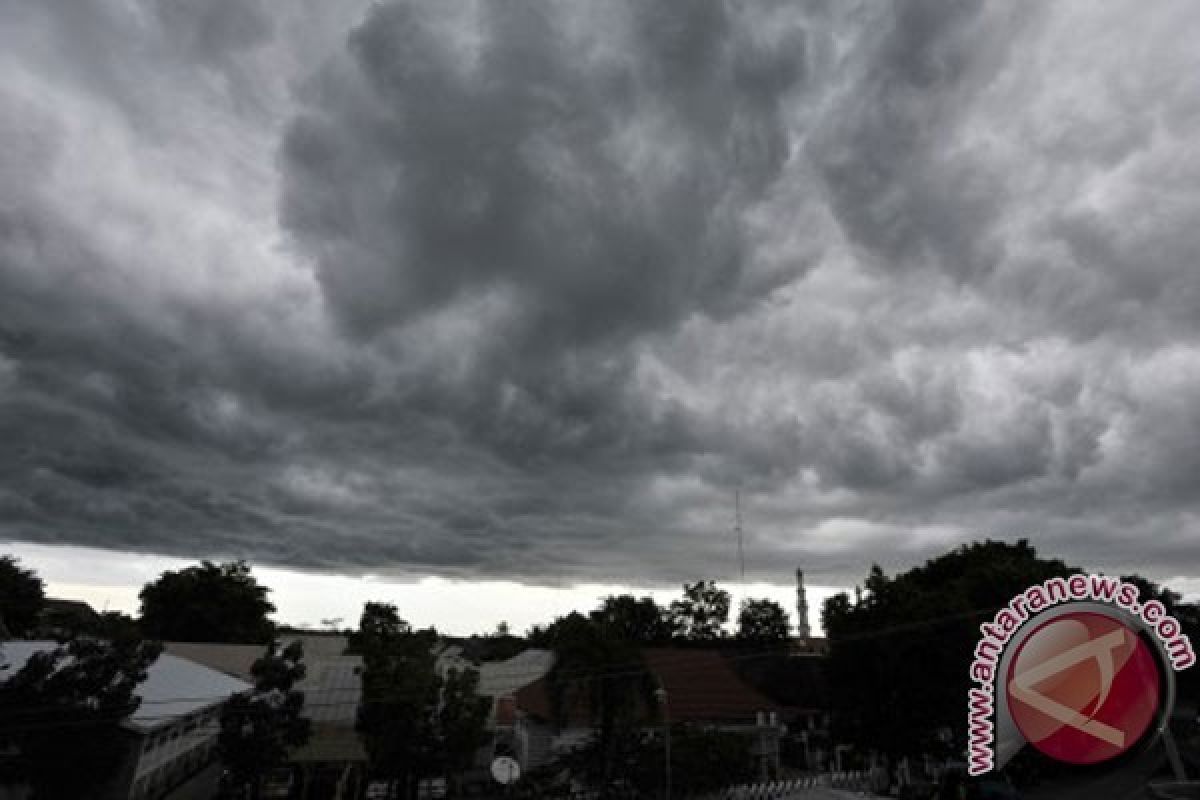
[506,771,874,800]
[703,771,873,799]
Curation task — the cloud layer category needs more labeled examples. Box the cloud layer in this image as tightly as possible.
[2,0,1199,587]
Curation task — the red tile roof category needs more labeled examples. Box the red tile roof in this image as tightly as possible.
[514,647,786,726]
[643,648,782,723]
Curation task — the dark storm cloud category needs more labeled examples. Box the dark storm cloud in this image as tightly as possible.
[809,0,1022,280]
[281,1,802,343]
[3,0,1200,590]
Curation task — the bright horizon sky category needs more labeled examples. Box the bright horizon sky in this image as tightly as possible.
[4,540,846,637]
[7,540,1200,639]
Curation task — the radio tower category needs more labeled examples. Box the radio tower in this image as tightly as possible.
[734,490,745,589]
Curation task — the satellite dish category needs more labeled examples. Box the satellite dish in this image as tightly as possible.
[491,756,520,785]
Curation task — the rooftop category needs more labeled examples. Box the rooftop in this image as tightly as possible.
[0,641,251,734]
[514,646,792,727]
[163,641,266,682]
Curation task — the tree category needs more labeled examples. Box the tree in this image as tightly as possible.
[92,611,142,642]
[669,581,730,640]
[354,602,487,800]
[139,560,275,643]
[357,627,441,799]
[218,640,312,799]
[736,598,791,643]
[821,540,1076,762]
[0,556,44,637]
[590,594,673,643]
[438,667,491,795]
[348,601,410,654]
[0,637,162,799]
[532,612,655,796]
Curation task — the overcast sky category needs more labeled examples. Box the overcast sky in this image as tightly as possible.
[3,1,1200,629]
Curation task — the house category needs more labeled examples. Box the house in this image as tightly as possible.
[166,635,368,800]
[724,647,833,771]
[507,646,799,777]
[0,641,251,800]
[431,643,558,788]
[284,635,367,800]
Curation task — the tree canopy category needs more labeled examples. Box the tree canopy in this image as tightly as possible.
[218,640,312,798]
[589,594,674,643]
[736,597,791,643]
[669,580,731,640]
[348,601,411,654]
[353,602,489,800]
[821,539,1077,760]
[139,560,275,643]
[0,637,162,799]
[532,610,656,793]
[0,555,45,637]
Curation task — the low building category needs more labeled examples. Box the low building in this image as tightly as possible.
[474,648,557,770]
[0,641,251,800]
[508,646,797,777]
[285,635,367,800]
[162,642,263,683]
[167,635,368,800]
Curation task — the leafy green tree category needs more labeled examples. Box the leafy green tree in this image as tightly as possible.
[669,580,730,640]
[822,540,1075,761]
[348,601,410,654]
[218,640,312,799]
[0,637,162,799]
[438,666,491,795]
[0,556,44,637]
[354,603,443,800]
[590,594,673,643]
[736,598,791,643]
[93,611,142,642]
[532,611,655,796]
[139,560,275,643]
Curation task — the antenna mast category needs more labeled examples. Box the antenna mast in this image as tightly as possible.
[735,489,745,589]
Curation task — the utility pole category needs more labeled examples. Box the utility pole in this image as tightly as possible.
[655,684,671,800]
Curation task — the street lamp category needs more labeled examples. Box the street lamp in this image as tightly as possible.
[654,685,671,800]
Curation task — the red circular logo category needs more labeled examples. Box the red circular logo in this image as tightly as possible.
[1006,612,1162,765]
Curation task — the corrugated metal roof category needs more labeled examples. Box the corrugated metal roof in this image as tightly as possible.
[0,641,251,733]
[477,649,555,697]
[281,635,365,763]
[163,641,265,682]
[295,655,362,724]
[128,653,252,731]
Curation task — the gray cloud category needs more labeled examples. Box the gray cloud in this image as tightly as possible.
[2,0,1200,592]
[281,1,803,344]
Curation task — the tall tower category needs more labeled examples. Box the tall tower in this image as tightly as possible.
[795,569,811,639]
[734,490,745,588]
